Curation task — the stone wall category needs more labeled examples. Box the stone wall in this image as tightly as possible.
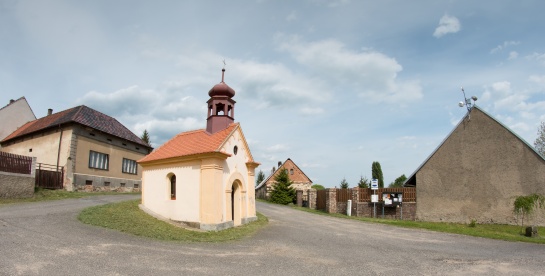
[0,172,35,199]
[73,173,141,192]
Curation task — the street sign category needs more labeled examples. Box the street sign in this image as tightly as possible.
[371,179,378,190]
[371,194,378,203]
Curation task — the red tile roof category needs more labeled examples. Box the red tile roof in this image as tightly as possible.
[138,123,239,163]
[1,105,150,148]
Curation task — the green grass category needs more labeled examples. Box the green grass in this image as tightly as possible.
[78,199,268,242]
[0,188,138,205]
[292,206,545,244]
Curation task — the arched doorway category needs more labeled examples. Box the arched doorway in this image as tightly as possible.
[231,181,242,226]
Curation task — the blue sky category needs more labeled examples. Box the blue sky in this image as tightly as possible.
[2,1,545,187]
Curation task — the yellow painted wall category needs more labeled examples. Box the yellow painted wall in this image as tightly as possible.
[141,161,201,223]
[75,136,144,180]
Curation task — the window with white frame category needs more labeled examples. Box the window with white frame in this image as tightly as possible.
[122,158,137,174]
[89,151,109,170]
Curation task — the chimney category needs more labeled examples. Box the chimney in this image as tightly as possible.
[278,161,282,168]
[9,99,14,104]
[47,109,53,116]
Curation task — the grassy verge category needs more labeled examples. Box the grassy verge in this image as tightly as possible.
[292,206,545,244]
[0,188,137,205]
[78,199,268,242]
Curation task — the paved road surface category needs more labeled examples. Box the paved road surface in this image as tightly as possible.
[1,195,544,275]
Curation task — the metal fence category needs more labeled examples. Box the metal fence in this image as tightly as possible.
[0,152,32,175]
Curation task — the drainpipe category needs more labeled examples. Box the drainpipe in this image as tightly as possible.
[57,125,63,172]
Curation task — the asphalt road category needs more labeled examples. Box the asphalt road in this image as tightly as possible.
[1,195,544,275]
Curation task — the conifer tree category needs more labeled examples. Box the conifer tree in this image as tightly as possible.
[256,170,265,187]
[141,129,151,146]
[372,161,384,188]
[269,169,295,205]
[357,175,369,188]
[340,177,349,189]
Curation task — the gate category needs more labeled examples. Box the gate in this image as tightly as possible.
[316,189,327,210]
[35,163,64,189]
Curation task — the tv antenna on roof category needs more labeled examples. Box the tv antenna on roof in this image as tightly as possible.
[458,86,478,119]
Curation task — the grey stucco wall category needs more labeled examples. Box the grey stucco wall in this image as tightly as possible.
[416,108,545,225]
[0,172,34,198]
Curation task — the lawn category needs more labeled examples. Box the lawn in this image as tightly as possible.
[0,188,137,205]
[292,206,545,244]
[78,199,268,242]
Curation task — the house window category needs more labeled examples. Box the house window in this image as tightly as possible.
[120,183,126,187]
[170,175,176,200]
[104,182,110,186]
[89,150,109,170]
[290,169,294,175]
[233,145,238,155]
[85,180,93,185]
[133,184,139,189]
[122,158,137,174]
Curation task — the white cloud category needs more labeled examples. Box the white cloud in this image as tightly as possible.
[526,52,545,65]
[276,35,422,104]
[433,14,461,38]
[529,75,545,87]
[490,41,520,54]
[508,51,519,60]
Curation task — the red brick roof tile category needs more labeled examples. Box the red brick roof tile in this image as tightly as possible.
[138,123,239,163]
[1,105,150,149]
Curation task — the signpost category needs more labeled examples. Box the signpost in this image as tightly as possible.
[371,179,378,218]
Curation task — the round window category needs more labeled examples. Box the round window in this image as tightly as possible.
[233,145,238,155]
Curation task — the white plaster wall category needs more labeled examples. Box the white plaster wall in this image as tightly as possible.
[220,128,255,220]
[0,98,36,141]
[142,161,201,223]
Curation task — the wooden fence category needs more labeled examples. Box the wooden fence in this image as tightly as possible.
[357,187,416,202]
[336,189,351,202]
[0,152,32,175]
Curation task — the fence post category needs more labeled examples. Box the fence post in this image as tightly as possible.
[325,188,337,214]
[351,188,359,216]
[308,189,317,209]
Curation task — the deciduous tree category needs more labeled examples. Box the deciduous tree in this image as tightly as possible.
[389,174,407,188]
[534,121,545,156]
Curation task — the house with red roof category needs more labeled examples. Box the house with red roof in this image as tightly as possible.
[1,105,152,191]
[255,158,313,200]
[138,69,260,231]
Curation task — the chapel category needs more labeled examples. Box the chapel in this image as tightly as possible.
[138,68,259,231]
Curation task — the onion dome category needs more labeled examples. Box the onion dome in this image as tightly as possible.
[208,69,235,97]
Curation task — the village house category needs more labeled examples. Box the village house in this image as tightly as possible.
[404,105,545,225]
[255,158,313,200]
[138,68,259,231]
[0,97,36,146]
[1,105,152,191]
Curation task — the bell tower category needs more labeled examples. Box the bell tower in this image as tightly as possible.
[206,68,236,134]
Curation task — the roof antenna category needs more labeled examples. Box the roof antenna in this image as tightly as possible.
[458,86,478,120]
[221,59,226,83]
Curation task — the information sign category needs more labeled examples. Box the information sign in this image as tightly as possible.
[371,179,379,190]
